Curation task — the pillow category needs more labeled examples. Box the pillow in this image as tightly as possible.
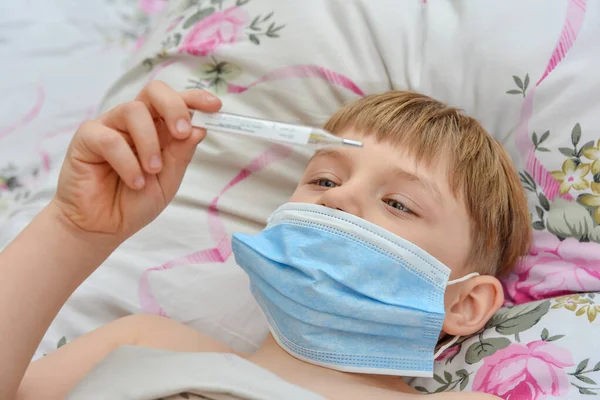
[0,0,188,358]
[103,0,600,315]
[409,292,600,398]
[16,1,600,398]
[496,0,600,303]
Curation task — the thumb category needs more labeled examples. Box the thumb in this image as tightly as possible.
[157,127,205,200]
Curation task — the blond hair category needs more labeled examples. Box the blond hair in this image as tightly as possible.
[324,91,531,277]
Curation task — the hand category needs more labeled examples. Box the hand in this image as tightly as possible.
[52,81,222,241]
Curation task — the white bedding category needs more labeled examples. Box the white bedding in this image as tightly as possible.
[0,0,139,225]
[3,2,600,398]
[1,1,273,358]
[0,0,167,356]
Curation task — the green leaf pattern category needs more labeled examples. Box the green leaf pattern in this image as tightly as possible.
[516,99,600,241]
[186,58,243,95]
[486,300,551,335]
[506,73,530,97]
[143,0,285,79]
[415,369,472,394]
[465,337,511,364]
[417,296,600,395]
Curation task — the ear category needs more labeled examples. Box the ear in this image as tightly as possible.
[442,275,504,337]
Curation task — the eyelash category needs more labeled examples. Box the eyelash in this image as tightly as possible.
[384,199,413,215]
[309,178,414,215]
[310,178,339,188]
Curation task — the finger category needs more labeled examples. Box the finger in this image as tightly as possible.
[81,123,146,190]
[179,89,222,113]
[135,81,220,140]
[157,127,206,200]
[100,101,162,174]
[155,118,174,150]
[175,90,221,151]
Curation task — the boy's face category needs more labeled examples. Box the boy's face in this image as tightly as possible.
[290,131,473,277]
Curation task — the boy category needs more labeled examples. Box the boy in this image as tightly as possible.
[0,81,530,399]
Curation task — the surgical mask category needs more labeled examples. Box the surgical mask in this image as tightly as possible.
[232,203,478,377]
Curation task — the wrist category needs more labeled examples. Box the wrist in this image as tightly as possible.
[44,199,122,259]
[0,199,123,399]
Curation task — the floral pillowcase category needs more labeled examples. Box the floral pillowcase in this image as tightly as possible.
[500,117,600,306]
[129,0,600,308]
[494,1,600,307]
[408,292,600,398]
[91,1,600,398]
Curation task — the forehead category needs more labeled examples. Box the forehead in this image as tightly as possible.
[317,129,452,173]
[345,126,467,196]
[309,132,454,202]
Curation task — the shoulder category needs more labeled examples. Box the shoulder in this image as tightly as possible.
[17,314,242,400]
[121,314,244,355]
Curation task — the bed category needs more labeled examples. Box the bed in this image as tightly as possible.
[1,1,600,398]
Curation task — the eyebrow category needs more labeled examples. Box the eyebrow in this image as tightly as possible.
[308,149,443,206]
[309,148,346,163]
[392,168,443,206]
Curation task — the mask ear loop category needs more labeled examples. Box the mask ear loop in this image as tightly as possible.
[447,272,479,286]
[433,335,460,360]
[434,272,480,360]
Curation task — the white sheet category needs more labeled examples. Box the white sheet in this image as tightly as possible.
[0,1,272,359]
[4,3,600,398]
[0,0,166,357]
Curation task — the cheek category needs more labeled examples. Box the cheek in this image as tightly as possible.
[390,219,471,275]
[432,218,472,275]
[289,185,316,204]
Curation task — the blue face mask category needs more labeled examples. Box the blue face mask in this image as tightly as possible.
[232,203,478,377]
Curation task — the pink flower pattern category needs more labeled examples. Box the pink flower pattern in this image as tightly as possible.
[138,0,167,16]
[179,7,250,57]
[166,16,183,33]
[133,36,147,52]
[473,340,574,400]
[434,345,459,362]
[503,231,600,304]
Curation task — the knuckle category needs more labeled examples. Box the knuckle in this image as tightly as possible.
[147,79,168,93]
[123,100,147,115]
[97,131,121,150]
[170,97,189,117]
[77,120,98,134]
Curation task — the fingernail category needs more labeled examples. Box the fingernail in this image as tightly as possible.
[149,156,162,170]
[134,176,145,189]
[203,92,221,105]
[176,119,191,135]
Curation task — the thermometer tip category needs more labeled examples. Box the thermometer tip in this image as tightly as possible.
[342,138,363,147]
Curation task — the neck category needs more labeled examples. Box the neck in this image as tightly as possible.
[247,334,417,395]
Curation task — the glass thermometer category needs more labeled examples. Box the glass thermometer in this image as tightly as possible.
[190,110,363,148]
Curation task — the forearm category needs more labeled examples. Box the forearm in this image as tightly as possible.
[0,202,119,399]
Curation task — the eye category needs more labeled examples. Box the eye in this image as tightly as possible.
[310,178,339,188]
[384,198,413,214]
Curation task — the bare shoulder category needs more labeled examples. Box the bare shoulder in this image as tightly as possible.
[18,314,241,400]
[122,314,242,355]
